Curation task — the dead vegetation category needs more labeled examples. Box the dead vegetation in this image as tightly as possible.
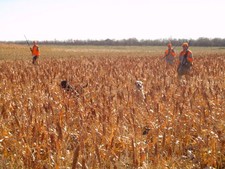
[0,45,224,168]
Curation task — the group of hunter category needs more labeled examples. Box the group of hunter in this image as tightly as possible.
[162,42,193,78]
[29,41,193,78]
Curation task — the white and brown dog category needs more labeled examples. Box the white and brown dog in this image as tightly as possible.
[134,80,145,104]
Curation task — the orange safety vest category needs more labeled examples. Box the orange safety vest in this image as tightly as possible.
[164,49,176,57]
[32,45,40,56]
[179,50,193,63]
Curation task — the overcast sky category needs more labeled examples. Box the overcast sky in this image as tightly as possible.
[0,0,225,41]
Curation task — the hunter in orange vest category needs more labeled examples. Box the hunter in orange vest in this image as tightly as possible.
[177,42,193,77]
[163,43,176,65]
[30,41,40,64]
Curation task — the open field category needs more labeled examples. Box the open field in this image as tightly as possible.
[0,43,224,168]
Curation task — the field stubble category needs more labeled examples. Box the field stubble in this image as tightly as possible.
[0,44,224,168]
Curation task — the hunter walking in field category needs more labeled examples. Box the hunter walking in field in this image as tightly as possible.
[177,42,193,78]
[163,43,176,65]
[30,41,40,64]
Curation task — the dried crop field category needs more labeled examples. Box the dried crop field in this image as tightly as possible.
[0,43,224,169]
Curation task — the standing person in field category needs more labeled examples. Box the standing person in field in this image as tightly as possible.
[177,42,193,78]
[162,43,176,65]
[30,41,40,64]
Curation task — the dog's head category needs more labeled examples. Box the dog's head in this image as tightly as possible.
[142,126,150,135]
[135,80,143,90]
[60,80,73,91]
[61,80,68,89]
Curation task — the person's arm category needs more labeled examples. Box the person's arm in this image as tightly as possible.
[171,49,176,57]
[162,50,168,59]
[186,50,193,63]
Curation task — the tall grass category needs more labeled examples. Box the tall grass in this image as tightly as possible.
[0,44,224,168]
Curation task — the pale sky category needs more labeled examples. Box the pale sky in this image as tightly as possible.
[0,0,225,41]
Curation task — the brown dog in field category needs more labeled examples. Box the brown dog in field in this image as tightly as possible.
[60,80,88,96]
[61,80,73,91]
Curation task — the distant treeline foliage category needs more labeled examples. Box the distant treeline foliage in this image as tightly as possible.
[4,37,225,46]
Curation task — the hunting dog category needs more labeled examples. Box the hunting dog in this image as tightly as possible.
[134,80,146,104]
[60,80,88,96]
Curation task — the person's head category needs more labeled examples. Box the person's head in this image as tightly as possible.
[33,41,37,45]
[167,43,172,49]
[182,42,189,50]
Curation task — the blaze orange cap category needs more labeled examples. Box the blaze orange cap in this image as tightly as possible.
[182,42,188,47]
